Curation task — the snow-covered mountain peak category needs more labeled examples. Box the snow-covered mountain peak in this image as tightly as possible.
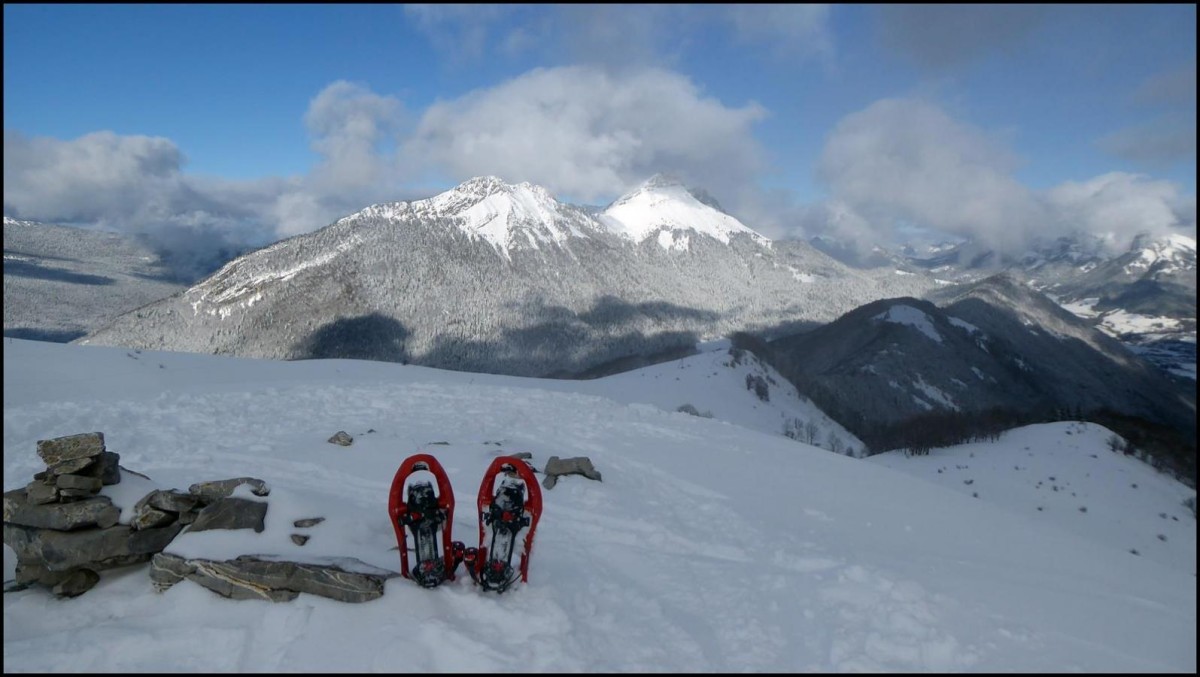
[599,175,769,250]
[1124,231,1197,275]
[339,176,594,255]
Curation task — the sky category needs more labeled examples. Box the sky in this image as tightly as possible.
[3,4,1196,270]
[3,337,1196,671]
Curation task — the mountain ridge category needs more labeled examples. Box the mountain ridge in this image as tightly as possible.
[78,176,935,377]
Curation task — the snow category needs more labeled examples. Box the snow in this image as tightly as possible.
[912,375,959,411]
[1123,233,1196,275]
[868,422,1195,576]
[872,304,943,343]
[335,177,590,257]
[426,179,579,251]
[947,315,981,335]
[600,175,769,249]
[4,338,1196,672]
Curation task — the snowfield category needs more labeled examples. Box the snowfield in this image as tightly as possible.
[3,338,1196,672]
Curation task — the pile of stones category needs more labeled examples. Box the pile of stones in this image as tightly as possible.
[3,432,181,597]
[4,432,396,602]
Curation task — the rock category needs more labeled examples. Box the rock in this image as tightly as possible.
[137,489,202,515]
[51,569,100,598]
[95,452,122,486]
[132,506,177,531]
[58,488,100,500]
[36,432,105,467]
[3,521,183,572]
[188,477,270,502]
[4,490,120,531]
[291,534,310,546]
[151,553,296,602]
[4,580,32,593]
[328,431,353,446]
[541,456,602,490]
[47,456,97,476]
[293,517,325,528]
[186,497,268,533]
[24,481,58,505]
[149,552,196,592]
[152,552,397,603]
[55,474,103,494]
[511,452,533,460]
[14,561,72,586]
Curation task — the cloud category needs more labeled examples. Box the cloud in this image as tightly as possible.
[2,130,284,279]
[1099,59,1197,169]
[814,98,1047,253]
[1135,58,1197,107]
[1097,115,1197,168]
[726,5,834,63]
[3,130,188,224]
[403,65,768,202]
[876,5,1047,71]
[1,80,413,278]
[404,5,833,72]
[792,98,1195,257]
[403,4,516,64]
[1045,172,1195,246]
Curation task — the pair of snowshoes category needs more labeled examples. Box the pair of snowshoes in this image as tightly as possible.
[387,454,542,593]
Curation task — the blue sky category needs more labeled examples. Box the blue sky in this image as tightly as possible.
[3,4,1196,266]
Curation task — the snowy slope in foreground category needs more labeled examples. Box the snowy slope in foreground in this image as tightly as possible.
[3,340,1196,672]
[868,423,1195,576]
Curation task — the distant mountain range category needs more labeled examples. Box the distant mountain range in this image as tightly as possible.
[814,230,1197,381]
[75,176,936,376]
[2,217,185,342]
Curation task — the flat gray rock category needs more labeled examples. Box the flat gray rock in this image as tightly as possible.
[152,553,390,603]
[3,490,120,531]
[186,497,268,533]
[36,432,105,467]
[188,477,270,502]
[3,521,183,572]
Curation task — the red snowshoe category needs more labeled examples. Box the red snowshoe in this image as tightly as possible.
[387,454,461,588]
[462,456,543,593]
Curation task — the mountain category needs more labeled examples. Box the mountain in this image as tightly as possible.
[1046,233,1196,380]
[3,217,186,342]
[78,176,937,376]
[819,230,1198,380]
[764,274,1195,467]
[3,338,1195,671]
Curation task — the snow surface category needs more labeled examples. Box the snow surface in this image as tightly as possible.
[872,304,944,343]
[3,338,1196,672]
[599,175,769,249]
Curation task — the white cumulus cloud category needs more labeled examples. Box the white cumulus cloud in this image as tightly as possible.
[402,65,768,203]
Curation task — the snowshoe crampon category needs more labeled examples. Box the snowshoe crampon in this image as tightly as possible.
[465,456,543,593]
[388,454,461,588]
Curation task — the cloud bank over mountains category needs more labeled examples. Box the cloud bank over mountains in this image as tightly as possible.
[3,5,1194,279]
